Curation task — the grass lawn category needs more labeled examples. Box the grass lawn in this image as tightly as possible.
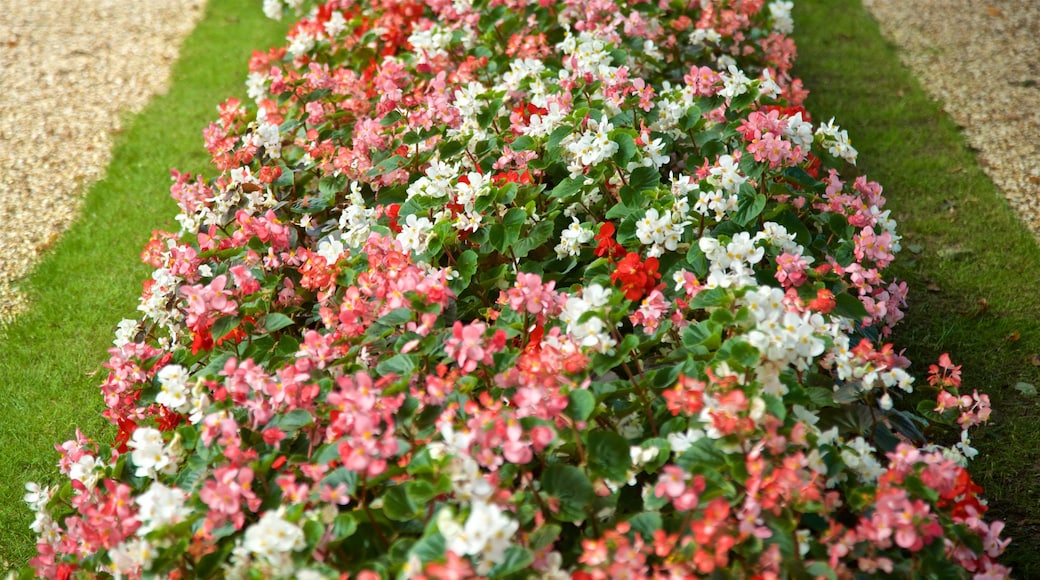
[794,0,1040,574]
[0,0,287,569]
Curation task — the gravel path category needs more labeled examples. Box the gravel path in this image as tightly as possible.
[0,0,205,324]
[863,0,1040,237]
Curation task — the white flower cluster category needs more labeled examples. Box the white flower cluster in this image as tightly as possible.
[815,118,858,164]
[560,283,616,353]
[438,502,519,575]
[784,112,815,150]
[556,30,616,79]
[450,81,490,140]
[719,65,752,101]
[560,115,619,177]
[768,1,795,34]
[743,286,828,373]
[24,482,59,546]
[555,217,594,258]
[243,510,306,559]
[137,481,191,534]
[635,203,691,258]
[156,363,211,423]
[707,154,747,194]
[338,182,378,248]
[649,83,698,138]
[397,214,435,255]
[408,23,453,61]
[250,122,282,160]
[129,427,182,479]
[699,231,764,289]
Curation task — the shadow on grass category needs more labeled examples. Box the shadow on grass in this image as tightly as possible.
[795,0,1040,574]
[0,1,287,569]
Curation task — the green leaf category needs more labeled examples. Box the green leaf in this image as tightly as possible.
[488,546,534,577]
[318,173,347,197]
[685,242,708,278]
[833,239,856,267]
[833,291,868,321]
[405,480,437,505]
[303,519,324,546]
[611,131,637,166]
[628,165,661,191]
[549,176,584,199]
[376,307,414,326]
[567,389,596,422]
[587,430,631,482]
[510,135,535,151]
[376,353,418,376]
[193,543,234,578]
[331,513,358,542]
[627,512,662,540]
[528,523,561,552]
[264,312,294,332]
[542,464,594,522]
[409,531,446,564]
[689,287,730,309]
[383,485,420,521]
[682,319,722,350]
[275,409,313,433]
[512,218,554,260]
[732,190,767,227]
[456,249,478,284]
[715,338,760,369]
[211,316,240,342]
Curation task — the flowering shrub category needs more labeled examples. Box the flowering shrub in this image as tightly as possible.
[25,0,1011,578]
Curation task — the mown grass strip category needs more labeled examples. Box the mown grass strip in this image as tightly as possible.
[795,0,1040,573]
[0,0,287,568]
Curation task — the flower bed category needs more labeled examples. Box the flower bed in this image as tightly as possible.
[26,0,1011,577]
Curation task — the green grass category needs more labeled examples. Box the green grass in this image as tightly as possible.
[795,0,1040,574]
[0,0,287,568]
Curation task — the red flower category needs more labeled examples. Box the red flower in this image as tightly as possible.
[594,222,624,260]
[611,252,661,301]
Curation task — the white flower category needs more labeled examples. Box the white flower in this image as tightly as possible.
[69,454,102,490]
[316,236,346,264]
[110,539,156,577]
[137,482,190,534]
[129,427,172,479]
[287,32,316,59]
[243,510,306,558]
[262,0,283,20]
[562,115,618,173]
[397,214,434,255]
[555,217,594,258]
[24,482,51,511]
[816,118,858,164]
[255,122,282,159]
[719,65,752,100]
[408,23,453,60]
[113,318,140,348]
[442,501,519,575]
[667,428,705,453]
[324,10,347,38]
[783,112,814,149]
[156,364,192,414]
[768,1,795,34]
[708,154,747,194]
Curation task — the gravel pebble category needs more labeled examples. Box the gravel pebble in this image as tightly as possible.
[0,0,204,324]
[863,0,1040,237]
